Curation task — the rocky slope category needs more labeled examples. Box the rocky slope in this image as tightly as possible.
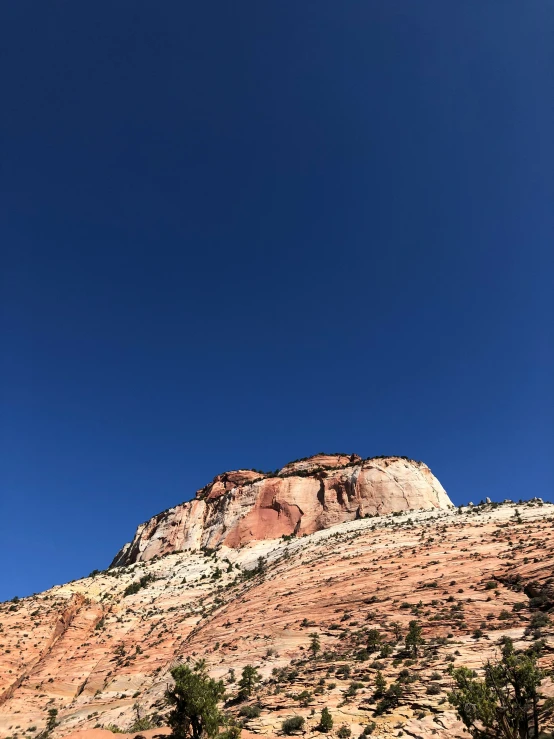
[111,455,452,566]
[2,495,554,739]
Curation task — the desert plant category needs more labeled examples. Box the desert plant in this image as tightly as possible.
[448,639,543,738]
[318,708,333,733]
[390,622,402,641]
[219,718,241,739]
[128,702,153,732]
[238,705,260,719]
[375,683,403,715]
[366,629,382,652]
[530,613,550,629]
[296,689,313,707]
[374,671,386,697]
[38,709,58,739]
[379,643,393,659]
[165,661,225,739]
[309,632,321,659]
[238,665,261,699]
[281,716,305,735]
[405,620,423,658]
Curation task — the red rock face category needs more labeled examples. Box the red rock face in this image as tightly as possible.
[111,455,452,566]
[196,470,264,501]
[2,501,554,739]
[277,453,361,475]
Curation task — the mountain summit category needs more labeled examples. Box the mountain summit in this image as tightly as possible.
[1,474,552,739]
[112,454,452,566]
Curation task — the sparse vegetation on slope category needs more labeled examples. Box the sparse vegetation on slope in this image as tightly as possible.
[1,499,554,739]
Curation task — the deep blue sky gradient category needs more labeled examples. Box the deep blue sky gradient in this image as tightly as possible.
[1,1,553,601]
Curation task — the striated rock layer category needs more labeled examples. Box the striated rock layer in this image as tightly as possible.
[112,454,452,566]
[2,500,554,739]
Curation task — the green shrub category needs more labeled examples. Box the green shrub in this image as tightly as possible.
[336,665,351,678]
[379,643,393,659]
[397,669,416,684]
[238,705,260,719]
[318,708,333,733]
[530,613,550,629]
[128,716,153,732]
[295,690,313,707]
[375,682,403,715]
[448,642,543,738]
[282,716,305,734]
[165,661,225,739]
[374,671,386,696]
[345,681,364,697]
[238,665,261,698]
[123,574,155,597]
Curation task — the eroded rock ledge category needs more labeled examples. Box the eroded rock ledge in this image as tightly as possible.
[111,454,452,566]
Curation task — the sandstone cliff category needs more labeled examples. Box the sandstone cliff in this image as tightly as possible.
[7,456,554,739]
[2,500,554,739]
[111,454,453,566]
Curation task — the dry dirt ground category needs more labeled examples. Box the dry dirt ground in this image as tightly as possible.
[1,501,554,739]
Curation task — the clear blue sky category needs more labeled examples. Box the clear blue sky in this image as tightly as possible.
[1,1,553,601]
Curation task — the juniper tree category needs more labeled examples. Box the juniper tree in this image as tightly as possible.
[318,708,333,733]
[165,661,225,739]
[238,665,261,698]
[448,639,543,738]
[129,702,152,732]
[375,682,403,716]
[405,620,423,658]
[366,629,382,652]
[38,708,58,739]
[374,671,386,697]
[309,632,321,659]
[390,621,402,641]
[46,710,58,733]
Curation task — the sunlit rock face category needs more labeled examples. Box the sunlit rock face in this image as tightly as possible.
[3,500,554,739]
[111,454,452,566]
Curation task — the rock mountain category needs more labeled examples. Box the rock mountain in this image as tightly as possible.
[112,454,452,566]
[2,454,553,739]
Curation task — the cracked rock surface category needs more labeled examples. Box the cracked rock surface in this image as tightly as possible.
[111,455,452,566]
[2,474,554,739]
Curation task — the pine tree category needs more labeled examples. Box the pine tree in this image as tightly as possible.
[46,710,58,733]
[374,671,386,697]
[129,702,152,732]
[366,629,382,652]
[375,682,403,716]
[309,632,321,659]
[38,709,58,739]
[318,708,333,733]
[238,665,261,698]
[448,639,544,739]
[405,620,423,658]
[165,661,225,739]
[390,621,402,641]
[220,717,242,739]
